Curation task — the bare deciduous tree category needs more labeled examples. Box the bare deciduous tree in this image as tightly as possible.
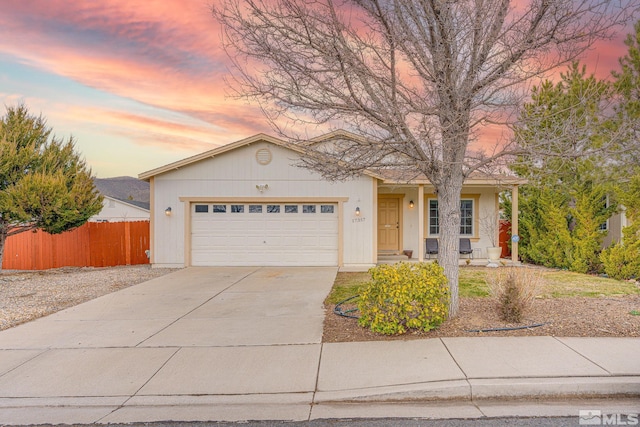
[213,0,636,317]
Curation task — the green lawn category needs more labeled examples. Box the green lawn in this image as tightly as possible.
[326,265,640,305]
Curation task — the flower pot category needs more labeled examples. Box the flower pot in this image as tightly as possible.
[403,250,413,259]
[487,247,502,261]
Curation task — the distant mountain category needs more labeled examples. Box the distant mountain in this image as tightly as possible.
[93,176,150,206]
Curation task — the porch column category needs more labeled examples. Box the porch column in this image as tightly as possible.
[511,184,519,263]
[418,184,425,260]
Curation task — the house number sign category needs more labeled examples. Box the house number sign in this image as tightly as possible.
[352,217,366,223]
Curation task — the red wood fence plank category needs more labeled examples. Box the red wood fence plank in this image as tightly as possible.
[499,220,511,258]
[2,221,150,270]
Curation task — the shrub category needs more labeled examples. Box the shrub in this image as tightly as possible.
[487,267,542,323]
[601,173,640,280]
[600,231,640,280]
[357,262,449,335]
[517,182,613,274]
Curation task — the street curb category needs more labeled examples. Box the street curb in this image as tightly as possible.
[313,376,640,403]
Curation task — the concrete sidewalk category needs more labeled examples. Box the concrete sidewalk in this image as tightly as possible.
[0,267,638,425]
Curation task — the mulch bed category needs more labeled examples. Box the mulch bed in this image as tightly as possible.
[323,295,640,342]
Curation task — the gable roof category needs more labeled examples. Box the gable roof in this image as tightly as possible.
[138,132,385,181]
[138,131,525,185]
[103,195,150,212]
[94,176,150,206]
[375,169,527,186]
[305,129,366,145]
[138,133,304,181]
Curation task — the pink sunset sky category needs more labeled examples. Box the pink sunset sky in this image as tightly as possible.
[0,1,635,177]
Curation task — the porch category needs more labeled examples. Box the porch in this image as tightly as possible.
[376,252,521,267]
[374,176,525,265]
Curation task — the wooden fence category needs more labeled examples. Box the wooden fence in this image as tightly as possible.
[2,221,150,270]
[499,220,512,258]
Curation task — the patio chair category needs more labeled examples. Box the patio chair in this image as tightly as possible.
[459,238,473,259]
[425,238,439,259]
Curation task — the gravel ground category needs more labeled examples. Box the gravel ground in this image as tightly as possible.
[0,265,178,330]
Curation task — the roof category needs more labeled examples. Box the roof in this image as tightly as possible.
[138,131,526,186]
[103,195,150,212]
[138,133,302,181]
[375,169,527,186]
[305,129,366,145]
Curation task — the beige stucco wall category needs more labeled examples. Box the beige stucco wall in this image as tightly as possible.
[379,185,503,258]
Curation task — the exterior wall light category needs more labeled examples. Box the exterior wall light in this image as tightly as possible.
[355,207,361,216]
[256,184,269,193]
[409,200,414,208]
[165,207,172,216]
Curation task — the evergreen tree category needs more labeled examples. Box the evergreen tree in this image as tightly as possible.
[512,64,618,272]
[612,20,640,170]
[0,105,103,270]
[600,172,640,279]
[601,21,640,279]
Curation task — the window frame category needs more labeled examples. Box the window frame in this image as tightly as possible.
[599,195,610,231]
[426,194,480,238]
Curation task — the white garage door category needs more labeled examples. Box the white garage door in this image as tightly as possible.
[191,202,339,266]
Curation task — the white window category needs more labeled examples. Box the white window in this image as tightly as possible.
[428,198,476,236]
[599,195,609,231]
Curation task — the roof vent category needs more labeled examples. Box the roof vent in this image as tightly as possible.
[256,147,272,165]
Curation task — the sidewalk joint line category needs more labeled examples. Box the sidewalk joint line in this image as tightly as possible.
[552,336,612,375]
[94,347,182,423]
[0,348,49,380]
[309,342,324,421]
[439,338,474,401]
[134,268,261,347]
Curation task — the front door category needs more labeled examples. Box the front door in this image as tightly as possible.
[378,198,400,251]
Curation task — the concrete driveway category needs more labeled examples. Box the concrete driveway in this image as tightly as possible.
[0,267,338,424]
[0,267,336,349]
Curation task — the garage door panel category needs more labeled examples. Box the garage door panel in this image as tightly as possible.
[191,203,339,266]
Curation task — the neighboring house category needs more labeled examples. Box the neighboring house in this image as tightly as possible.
[139,131,525,270]
[90,195,150,223]
[603,209,629,248]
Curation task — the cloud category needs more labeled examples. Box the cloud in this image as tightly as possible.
[0,0,259,137]
[1,0,636,173]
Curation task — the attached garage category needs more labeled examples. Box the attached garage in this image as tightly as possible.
[189,201,339,266]
[140,132,377,269]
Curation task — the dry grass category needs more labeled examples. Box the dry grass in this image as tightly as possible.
[326,265,640,306]
[540,269,640,297]
[486,267,543,322]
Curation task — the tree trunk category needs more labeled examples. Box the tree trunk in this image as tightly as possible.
[437,175,464,318]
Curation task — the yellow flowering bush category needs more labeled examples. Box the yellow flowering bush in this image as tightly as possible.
[357,262,449,335]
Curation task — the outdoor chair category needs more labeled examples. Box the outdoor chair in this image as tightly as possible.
[425,238,439,259]
[459,238,473,259]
